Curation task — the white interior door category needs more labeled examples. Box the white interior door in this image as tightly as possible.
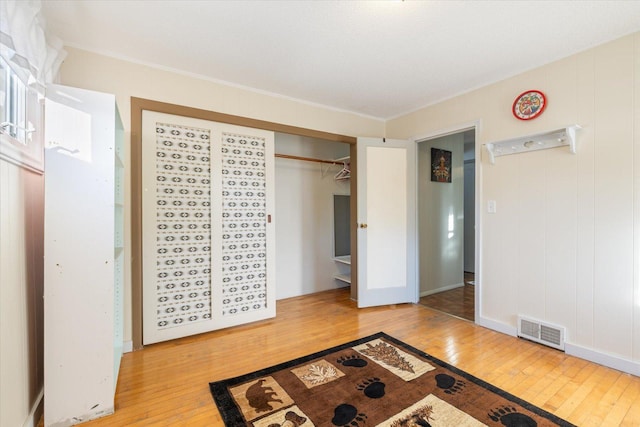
[142,111,275,344]
[357,137,417,307]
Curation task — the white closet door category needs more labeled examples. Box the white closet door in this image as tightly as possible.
[356,137,417,307]
[142,111,275,344]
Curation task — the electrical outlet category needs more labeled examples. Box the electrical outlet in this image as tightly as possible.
[487,200,497,213]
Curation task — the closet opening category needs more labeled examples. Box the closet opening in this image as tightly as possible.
[273,133,352,300]
[416,129,475,321]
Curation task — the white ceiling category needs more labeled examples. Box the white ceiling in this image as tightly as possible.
[41,0,640,120]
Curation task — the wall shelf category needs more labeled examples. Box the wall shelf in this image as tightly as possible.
[485,125,580,164]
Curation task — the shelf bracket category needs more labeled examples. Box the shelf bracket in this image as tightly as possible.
[486,143,496,165]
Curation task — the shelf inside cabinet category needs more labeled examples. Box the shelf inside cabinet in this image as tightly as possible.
[115,246,124,258]
[334,274,351,284]
[334,255,351,265]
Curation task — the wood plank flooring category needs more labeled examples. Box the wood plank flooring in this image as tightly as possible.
[75,288,638,426]
[419,272,475,321]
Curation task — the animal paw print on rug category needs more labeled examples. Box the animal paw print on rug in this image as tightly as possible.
[434,373,466,395]
[266,410,307,427]
[356,377,386,399]
[488,405,537,427]
[331,403,368,426]
[337,354,368,368]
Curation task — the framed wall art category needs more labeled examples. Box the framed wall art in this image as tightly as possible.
[431,148,451,183]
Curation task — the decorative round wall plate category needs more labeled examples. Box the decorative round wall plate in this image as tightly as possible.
[512,90,546,120]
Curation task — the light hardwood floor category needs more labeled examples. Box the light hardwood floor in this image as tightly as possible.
[75,288,638,426]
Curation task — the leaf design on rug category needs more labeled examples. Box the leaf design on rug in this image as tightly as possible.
[359,342,415,374]
[300,364,339,385]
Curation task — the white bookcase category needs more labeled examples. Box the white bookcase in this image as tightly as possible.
[43,84,124,426]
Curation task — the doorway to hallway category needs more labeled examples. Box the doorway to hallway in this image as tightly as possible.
[416,129,475,321]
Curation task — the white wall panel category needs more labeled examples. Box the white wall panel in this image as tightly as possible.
[634,31,640,363]
[592,37,635,358]
[514,151,547,321]
[574,49,596,348]
[544,150,578,334]
[481,154,520,324]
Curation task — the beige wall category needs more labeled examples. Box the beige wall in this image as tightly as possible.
[57,47,384,345]
[59,48,385,138]
[387,32,640,373]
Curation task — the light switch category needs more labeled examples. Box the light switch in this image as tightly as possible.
[487,200,497,213]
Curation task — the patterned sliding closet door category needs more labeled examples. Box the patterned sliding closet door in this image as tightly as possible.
[218,132,268,316]
[142,112,275,344]
[153,122,213,329]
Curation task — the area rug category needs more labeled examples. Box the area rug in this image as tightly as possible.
[209,332,574,426]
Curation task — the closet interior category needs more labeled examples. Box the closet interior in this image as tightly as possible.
[273,133,351,300]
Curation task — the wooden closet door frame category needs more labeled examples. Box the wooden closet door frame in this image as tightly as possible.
[130,97,357,349]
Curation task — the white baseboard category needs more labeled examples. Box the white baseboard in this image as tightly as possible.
[123,340,133,353]
[22,387,43,427]
[565,342,640,377]
[476,315,517,337]
[477,317,639,377]
[420,282,464,297]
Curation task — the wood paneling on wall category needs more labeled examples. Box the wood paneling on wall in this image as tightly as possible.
[0,160,44,426]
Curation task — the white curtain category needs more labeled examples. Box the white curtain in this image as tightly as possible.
[0,0,66,93]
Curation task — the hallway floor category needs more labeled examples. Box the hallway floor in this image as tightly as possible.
[419,272,475,321]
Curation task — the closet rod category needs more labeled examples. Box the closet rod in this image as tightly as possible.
[274,153,345,166]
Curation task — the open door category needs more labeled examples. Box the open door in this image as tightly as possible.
[357,137,417,307]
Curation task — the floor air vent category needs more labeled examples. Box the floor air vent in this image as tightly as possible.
[517,316,565,351]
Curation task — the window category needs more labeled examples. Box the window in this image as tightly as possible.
[1,56,35,144]
[0,56,43,172]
